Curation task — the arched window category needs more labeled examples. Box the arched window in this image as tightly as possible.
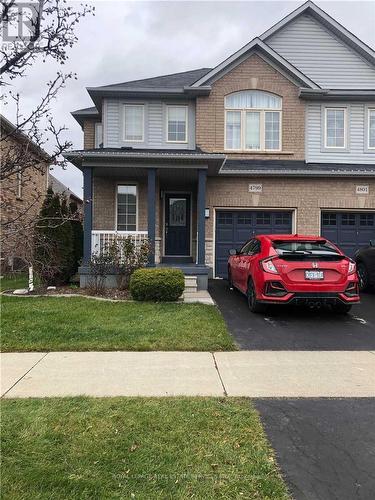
[225,90,282,151]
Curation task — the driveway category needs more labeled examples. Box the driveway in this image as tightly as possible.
[254,398,375,500]
[209,279,375,350]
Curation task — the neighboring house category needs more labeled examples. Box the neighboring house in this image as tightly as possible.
[0,114,50,270]
[49,174,83,213]
[65,1,375,289]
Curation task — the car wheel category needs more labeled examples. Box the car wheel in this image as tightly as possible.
[332,302,352,314]
[247,280,266,313]
[228,268,234,290]
[357,262,369,291]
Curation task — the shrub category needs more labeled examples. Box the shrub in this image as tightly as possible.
[130,268,185,302]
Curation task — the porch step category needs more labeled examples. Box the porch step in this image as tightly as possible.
[184,275,197,293]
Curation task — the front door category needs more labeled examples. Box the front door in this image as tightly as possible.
[165,193,190,256]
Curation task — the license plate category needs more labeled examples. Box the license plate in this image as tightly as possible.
[305,270,324,280]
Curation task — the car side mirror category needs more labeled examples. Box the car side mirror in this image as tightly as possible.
[370,239,375,247]
[229,249,238,256]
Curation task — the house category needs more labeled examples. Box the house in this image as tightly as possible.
[48,174,83,214]
[65,1,375,289]
[0,114,50,270]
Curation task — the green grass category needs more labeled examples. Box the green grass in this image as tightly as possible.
[1,296,235,352]
[0,273,29,292]
[1,397,290,499]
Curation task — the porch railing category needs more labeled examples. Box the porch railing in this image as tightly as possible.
[91,230,148,256]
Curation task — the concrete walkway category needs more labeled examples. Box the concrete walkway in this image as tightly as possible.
[2,351,375,398]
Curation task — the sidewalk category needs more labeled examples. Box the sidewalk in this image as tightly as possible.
[2,351,375,398]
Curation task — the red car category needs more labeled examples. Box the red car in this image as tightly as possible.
[227,234,359,314]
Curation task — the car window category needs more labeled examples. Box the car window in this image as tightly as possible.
[273,240,339,255]
[240,240,253,254]
[241,239,261,255]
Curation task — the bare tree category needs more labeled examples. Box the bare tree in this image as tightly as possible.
[0,0,94,283]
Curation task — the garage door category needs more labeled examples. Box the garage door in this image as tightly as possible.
[321,211,375,257]
[215,210,293,278]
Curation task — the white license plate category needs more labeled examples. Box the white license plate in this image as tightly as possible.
[305,270,324,280]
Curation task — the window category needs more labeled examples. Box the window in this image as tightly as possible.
[124,105,144,142]
[167,106,188,142]
[218,212,233,225]
[95,123,103,148]
[117,185,137,231]
[16,170,22,199]
[225,90,282,151]
[324,108,346,149]
[322,213,337,226]
[368,109,375,149]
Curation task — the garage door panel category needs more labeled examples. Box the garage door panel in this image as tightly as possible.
[321,211,375,258]
[215,210,293,278]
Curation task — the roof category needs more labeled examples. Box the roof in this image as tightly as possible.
[95,68,211,90]
[220,159,375,177]
[63,148,226,173]
[0,114,52,162]
[49,174,82,203]
[71,106,99,128]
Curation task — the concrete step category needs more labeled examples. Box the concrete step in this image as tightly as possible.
[184,275,197,293]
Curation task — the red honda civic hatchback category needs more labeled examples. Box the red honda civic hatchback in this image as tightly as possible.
[227,234,360,314]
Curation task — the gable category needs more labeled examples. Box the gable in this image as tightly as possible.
[266,14,375,89]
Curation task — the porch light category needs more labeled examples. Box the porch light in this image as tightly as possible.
[205,208,210,218]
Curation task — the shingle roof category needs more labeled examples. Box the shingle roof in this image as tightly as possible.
[95,68,212,91]
[221,159,375,177]
[49,174,82,203]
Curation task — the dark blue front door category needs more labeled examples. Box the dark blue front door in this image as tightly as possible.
[321,211,375,257]
[215,210,293,278]
[165,194,191,256]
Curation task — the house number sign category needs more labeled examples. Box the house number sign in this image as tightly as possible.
[249,183,263,193]
[356,185,369,195]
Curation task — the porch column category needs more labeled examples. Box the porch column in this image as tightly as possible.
[83,166,93,265]
[197,168,207,266]
[147,168,156,266]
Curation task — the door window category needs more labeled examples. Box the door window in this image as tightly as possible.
[169,198,186,226]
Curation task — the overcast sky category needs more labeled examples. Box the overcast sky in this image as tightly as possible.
[7,0,375,197]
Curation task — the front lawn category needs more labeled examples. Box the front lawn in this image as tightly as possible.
[0,273,29,292]
[1,397,290,499]
[1,296,235,352]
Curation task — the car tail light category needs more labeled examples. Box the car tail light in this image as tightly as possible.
[265,281,288,297]
[344,282,359,297]
[348,260,356,275]
[261,257,279,274]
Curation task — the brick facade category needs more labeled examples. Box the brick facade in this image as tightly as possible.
[196,53,305,160]
[205,176,375,269]
[1,133,49,266]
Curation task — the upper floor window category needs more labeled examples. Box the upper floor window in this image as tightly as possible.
[225,90,282,152]
[167,106,188,143]
[117,185,137,231]
[324,107,346,149]
[368,108,375,149]
[95,122,103,148]
[124,105,144,142]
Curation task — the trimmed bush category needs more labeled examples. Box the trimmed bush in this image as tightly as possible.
[130,268,185,302]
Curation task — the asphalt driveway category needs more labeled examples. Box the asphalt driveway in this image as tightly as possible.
[209,279,375,350]
[254,398,375,500]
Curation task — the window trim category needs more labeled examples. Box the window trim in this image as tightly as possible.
[95,122,103,148]
[166,105,188,144]
[115,183,138,232]
[224,108,282,152]
[123,104,144,143]
[16,170,22,199]
[367,107,375,151]
[323,106,348,150]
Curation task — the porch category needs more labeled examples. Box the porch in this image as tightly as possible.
[72,149,225,290]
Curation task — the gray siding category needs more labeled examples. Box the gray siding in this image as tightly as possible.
[267,14,375,89]
[103,98,196,149]
[306,101,375,164]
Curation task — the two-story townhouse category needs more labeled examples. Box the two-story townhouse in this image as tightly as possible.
[65,1,375,289]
